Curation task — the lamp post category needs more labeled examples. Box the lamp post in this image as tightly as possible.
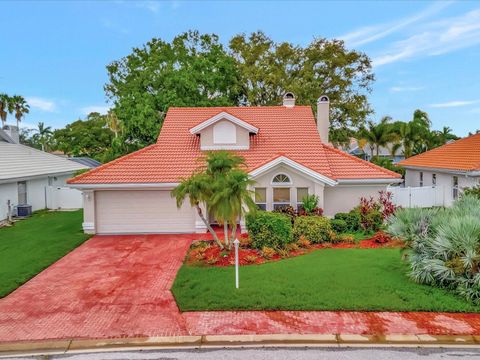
[233,238,240,289]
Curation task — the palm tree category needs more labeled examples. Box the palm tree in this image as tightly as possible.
[358,116,395,158]
[37,122,53,151]
[0,93,10,128]
[211,169,256,249]
[10,95,30,128]
[388,142,402,158]
[172,173,223,249]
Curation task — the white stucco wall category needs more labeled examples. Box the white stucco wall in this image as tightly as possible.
[0,173,74,220]
[251,165,321,210]
[200,120,250,149]
[323,185,388,217]
[405,169,479,206]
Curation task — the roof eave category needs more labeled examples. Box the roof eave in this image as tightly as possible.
[401,165,480,176]
[189,111,259,134]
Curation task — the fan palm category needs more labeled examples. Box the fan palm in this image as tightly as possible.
[0,93,10,128]
[358,116,395,157]
[10,95,30,128]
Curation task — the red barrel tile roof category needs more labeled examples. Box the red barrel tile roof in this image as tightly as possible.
[399,133,480,172]
[69,106,400,184]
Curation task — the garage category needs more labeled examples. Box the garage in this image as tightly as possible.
[94,190,196,234]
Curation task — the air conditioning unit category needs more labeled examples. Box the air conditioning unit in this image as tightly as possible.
[16,204,32,217]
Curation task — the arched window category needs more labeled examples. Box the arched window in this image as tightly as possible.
[272,173,291,184]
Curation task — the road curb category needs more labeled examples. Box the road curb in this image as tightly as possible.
[1,333,480,356]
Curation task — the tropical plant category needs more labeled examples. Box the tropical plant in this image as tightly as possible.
[301,194,319,215]
[36,122,53,151]
[387,195,480,304]
[0,93,10,128]
[172,173,223,249]
[9,95,30,128]
[463,185,480,199]
[357,116,395,158]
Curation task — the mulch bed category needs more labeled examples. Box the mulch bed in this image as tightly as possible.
[186,232,404,267]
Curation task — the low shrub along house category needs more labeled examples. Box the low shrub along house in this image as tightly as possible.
[68,93,401,234]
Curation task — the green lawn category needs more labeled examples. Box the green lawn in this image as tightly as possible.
[172,248,480,312]
[0,210,90,298]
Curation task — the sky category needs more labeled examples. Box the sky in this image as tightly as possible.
[1,0,480,136]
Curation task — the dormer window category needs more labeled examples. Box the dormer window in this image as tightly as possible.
[189,111,258,151]
[213,121,236,144]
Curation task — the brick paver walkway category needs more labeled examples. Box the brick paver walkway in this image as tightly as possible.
[1,234,480,344]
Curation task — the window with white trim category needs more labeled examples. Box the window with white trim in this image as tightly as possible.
[254,188,267,211]
[419,172,423,187]
[273,188,290,210]
[272,173,291,185]
[296,187,308,212]
[453,176,459,200]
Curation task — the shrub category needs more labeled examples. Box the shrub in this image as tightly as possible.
[239,234,253,248]
[387,195,480,304]
[277,248,290,258]
[261,246,276,259]
[297,236,311,248]
[246,211,293,249]
[273,205,296,224]
[362,209,383,232]
[463,185,480,199]
[336,234,355,243]
[334,211,361,231]
[244,255,258,264]
[285,243,300,252]
[293,216,332,243]
[331,219,348,233]
[370,231,392,244]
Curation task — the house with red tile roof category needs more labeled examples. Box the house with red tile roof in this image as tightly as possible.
[399,133,480,206]
[69,94,401,234]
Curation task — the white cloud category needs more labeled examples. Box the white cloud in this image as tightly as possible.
[101,18,129,34]
[390,86,425,92]
[26,97,57,112]
[339,2,451,47]
[136,1,160,13]
[429,100,479,108]
[81,105,110,115]
[373,9,480,66]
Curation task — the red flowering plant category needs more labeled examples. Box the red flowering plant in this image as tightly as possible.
[378,191,399,220]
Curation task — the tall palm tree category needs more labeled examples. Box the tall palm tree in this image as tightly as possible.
[37,122,53,151]
[0,93,10,128]
[10,95,30,128]
[172,172,223,249]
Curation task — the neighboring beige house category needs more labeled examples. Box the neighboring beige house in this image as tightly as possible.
[342,138,405,163]
[0,126,88,221]
[399,133,480,206]
[68,94,402,234]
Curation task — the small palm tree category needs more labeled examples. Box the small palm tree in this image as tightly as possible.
[107,110,120,138]
[0,93,10,128]
[211,169,256,249]
[358,116,394,158]
[172,173,223,249]
[37,122,53,151]
[10,95,30,128]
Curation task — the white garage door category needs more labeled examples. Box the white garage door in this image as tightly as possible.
[95,190,196,234]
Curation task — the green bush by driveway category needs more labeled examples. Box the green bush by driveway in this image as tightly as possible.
[0,210,90,298]
[172,248,480,312]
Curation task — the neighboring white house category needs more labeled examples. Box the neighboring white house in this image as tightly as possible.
[399,133,480,206]
[0,126,89,221]
[69,93,402,235]
[341,138,405,163]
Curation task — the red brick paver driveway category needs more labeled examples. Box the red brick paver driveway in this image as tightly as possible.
[2,234,480,344]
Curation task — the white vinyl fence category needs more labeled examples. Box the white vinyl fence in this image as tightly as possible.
[387,185,445,208]
[46,186,83,210]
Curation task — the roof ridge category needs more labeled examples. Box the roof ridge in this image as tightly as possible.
[68,143,159,184]
[323,143,402,178]
[169,105,312,110]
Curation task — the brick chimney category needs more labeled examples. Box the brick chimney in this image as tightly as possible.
[317,95,330,143]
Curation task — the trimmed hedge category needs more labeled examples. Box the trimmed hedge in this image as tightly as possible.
[330,219,348,233]
[334,211,361,231]
[293,216,332,243]
[246,211,293,249]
